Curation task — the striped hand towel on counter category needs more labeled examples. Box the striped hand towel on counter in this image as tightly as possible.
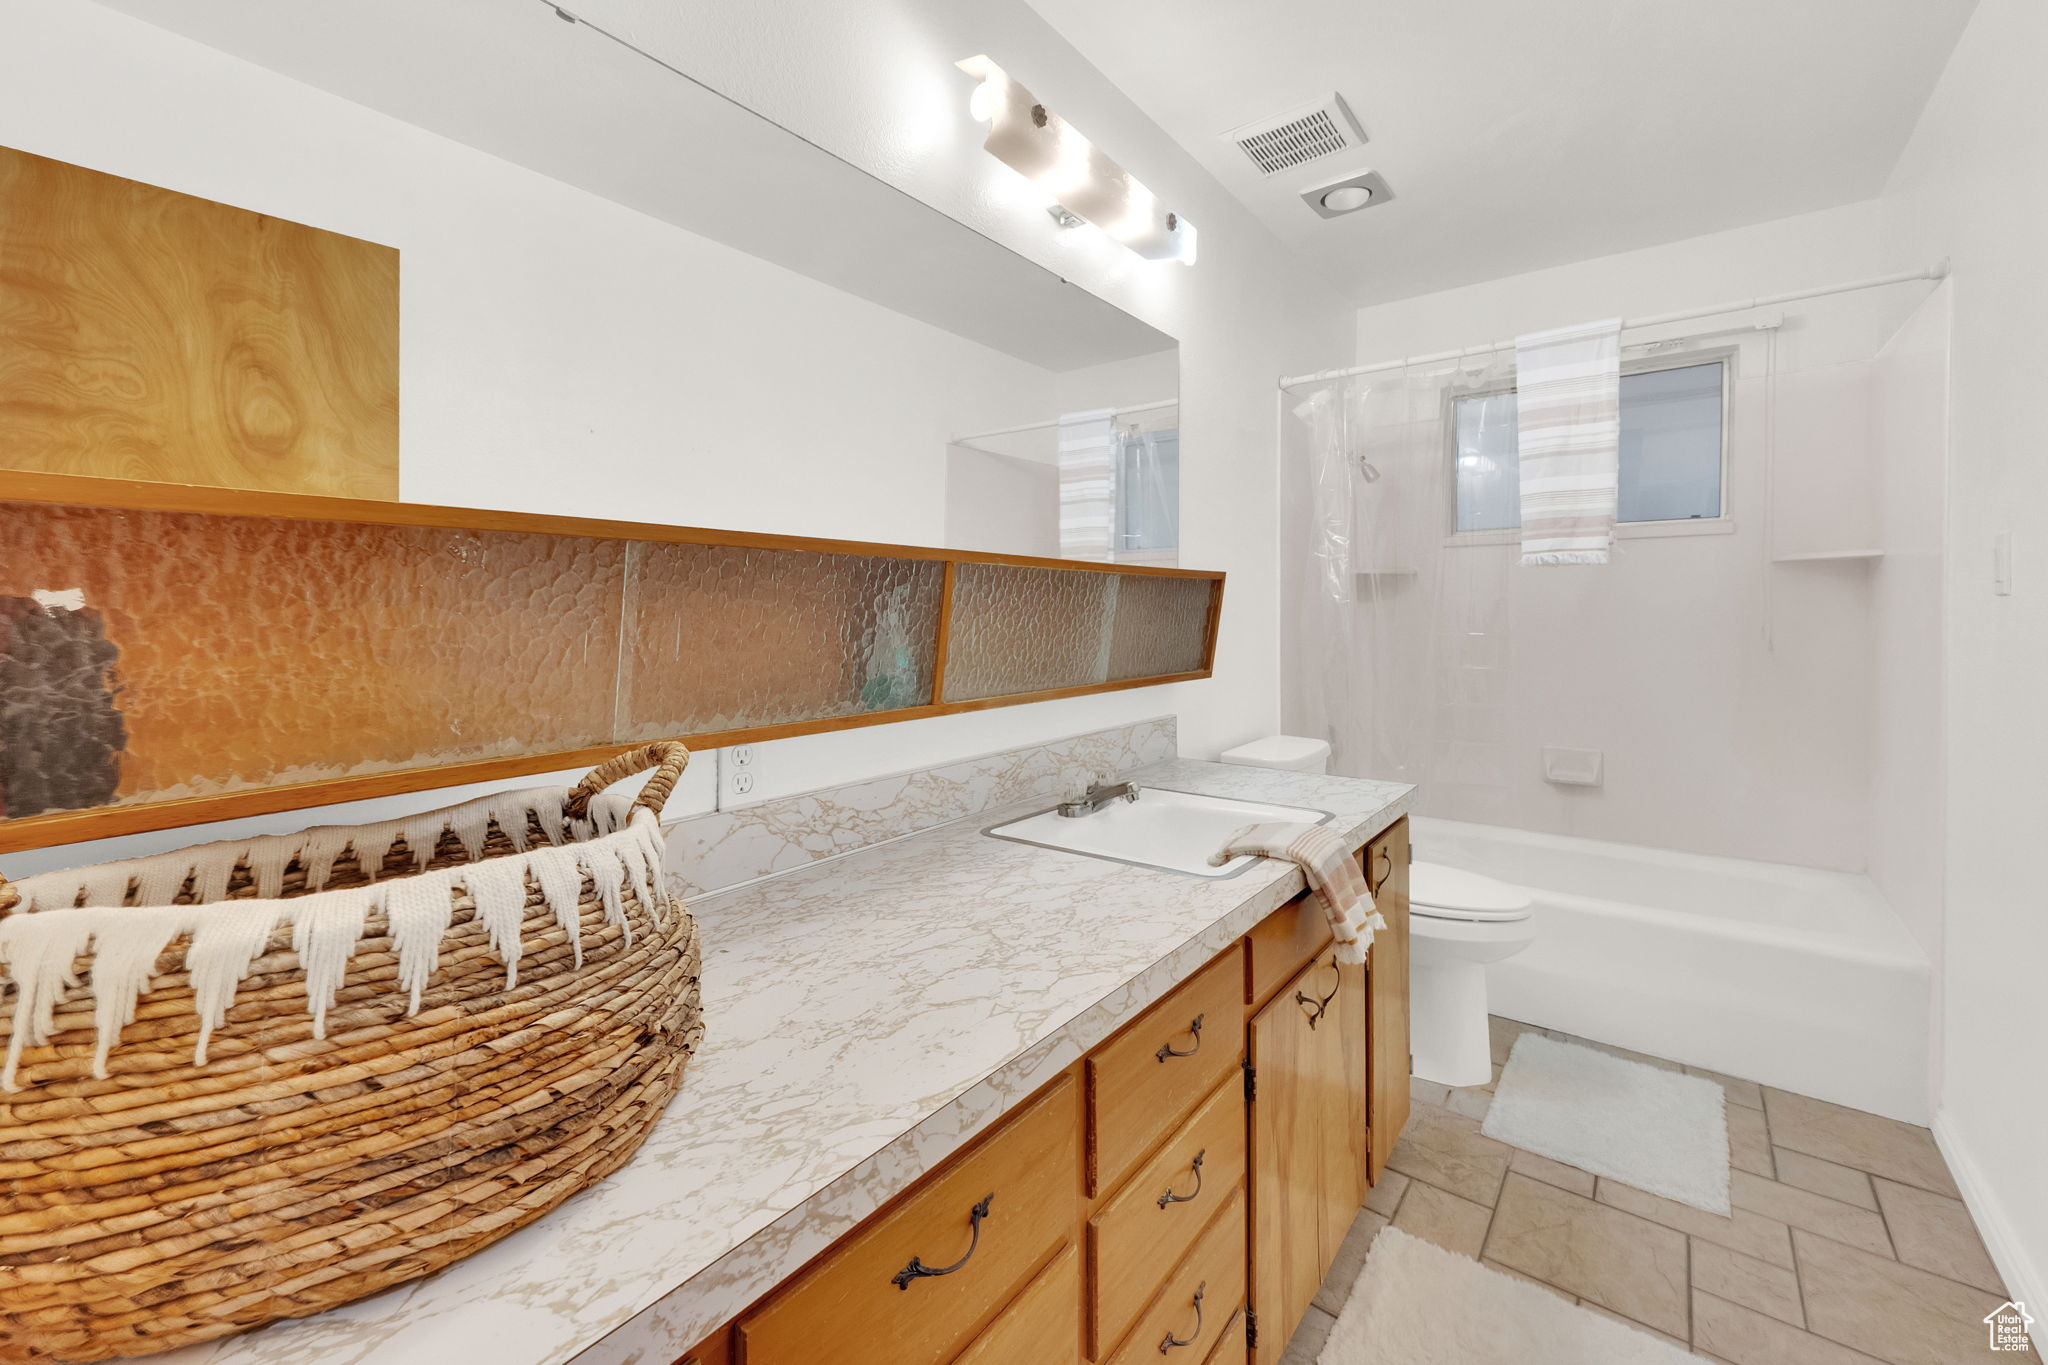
[1515,317,1622,564]
[1208,823,1386,963]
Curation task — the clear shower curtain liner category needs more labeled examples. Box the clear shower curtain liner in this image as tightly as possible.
[1292,351,1519,817]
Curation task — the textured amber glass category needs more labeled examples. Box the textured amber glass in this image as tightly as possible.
[618,543,943,737]
[0,502,625,819]
[941,563,1115,703]
[0,493,1214,830]
[1106,574,1214,681]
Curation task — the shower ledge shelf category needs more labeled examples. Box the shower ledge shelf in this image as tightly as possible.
[1771,549,1885,563]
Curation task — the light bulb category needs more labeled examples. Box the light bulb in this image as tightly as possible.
[1320,185,1373,213]
[1033,131,1092,197]
[968,79,998,122]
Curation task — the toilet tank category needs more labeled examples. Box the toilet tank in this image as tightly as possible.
[1218,735,1331,775]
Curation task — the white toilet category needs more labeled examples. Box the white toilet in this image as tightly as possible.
[1218,736,1537,1090]
[1407,862,1534,1088]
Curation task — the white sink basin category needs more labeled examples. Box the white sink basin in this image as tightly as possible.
[984,787,1333,878]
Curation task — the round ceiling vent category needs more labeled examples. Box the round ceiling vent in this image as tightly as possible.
[1302,169,1393,220]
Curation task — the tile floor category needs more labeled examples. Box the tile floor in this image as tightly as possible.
[1280,1016,2038,1364]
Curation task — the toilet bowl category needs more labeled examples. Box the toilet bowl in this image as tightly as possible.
[1408,862,1535,1088]
[1212,739,1536,1089]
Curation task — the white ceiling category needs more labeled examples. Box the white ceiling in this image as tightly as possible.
[88,0,1174,372]
[1025,0,1978,306]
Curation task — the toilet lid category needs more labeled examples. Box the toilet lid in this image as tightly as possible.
[1408,861,1533,922]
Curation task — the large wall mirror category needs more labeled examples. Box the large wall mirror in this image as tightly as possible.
[77,0,1180,565]
[0,1,1195,847]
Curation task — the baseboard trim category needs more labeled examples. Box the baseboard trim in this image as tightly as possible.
[1933,1108,2043,1344]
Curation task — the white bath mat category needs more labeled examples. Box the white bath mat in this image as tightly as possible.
[1482,1032,1730,1214]
[1320,1226,1695,1363]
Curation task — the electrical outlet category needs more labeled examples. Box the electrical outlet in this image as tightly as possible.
[718,744,762,806]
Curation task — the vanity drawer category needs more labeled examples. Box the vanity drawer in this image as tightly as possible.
[1104,1187,1248,1365]
[1087,946,1245,1195]
[951,1242,1083,1365]
[1088,1074,1248,1357]
[1246,893,1334,1010]
[1201,1304,1248,1365]
[737,1076,1080,1365]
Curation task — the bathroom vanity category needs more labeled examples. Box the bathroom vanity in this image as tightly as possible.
[678,809,1413,1365]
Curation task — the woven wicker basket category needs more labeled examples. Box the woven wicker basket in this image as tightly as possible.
[0,742,703,1364]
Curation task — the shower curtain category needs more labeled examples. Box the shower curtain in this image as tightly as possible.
[1291,297,1897,852]
[1115,421,1180,565]
[1293,352,1520,822]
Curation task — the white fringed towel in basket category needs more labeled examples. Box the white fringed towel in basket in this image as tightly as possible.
[0,782,667,1090]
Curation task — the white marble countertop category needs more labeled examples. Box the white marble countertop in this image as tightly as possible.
[164,760,1411,1365]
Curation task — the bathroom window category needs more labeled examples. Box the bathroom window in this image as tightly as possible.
[1451,358,1727,534]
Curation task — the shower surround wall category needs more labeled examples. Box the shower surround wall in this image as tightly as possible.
[1291,199,1934,874]
[1866,284,1950,964]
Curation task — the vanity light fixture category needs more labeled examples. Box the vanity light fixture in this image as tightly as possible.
[958,54,1197,265]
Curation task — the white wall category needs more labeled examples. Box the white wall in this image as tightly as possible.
[0,0,1354,878]
[1877,0,2048,1318]
[944,446,1060,558]
[1309,202,1929,870]
[1867,284,1950,960]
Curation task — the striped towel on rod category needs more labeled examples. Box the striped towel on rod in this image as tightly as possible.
[1515,317,1622,565]
[1208,823,1386,963]
[1057,408,1117,561]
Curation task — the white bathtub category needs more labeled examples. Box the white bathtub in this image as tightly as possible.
[1413,817,1934,1123]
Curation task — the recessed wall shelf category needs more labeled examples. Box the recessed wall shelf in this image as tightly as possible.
[1771,549,1886,563]
[0,473,1223,852]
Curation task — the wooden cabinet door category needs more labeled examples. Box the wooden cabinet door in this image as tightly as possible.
[1365,820,1412,1184]
[1246,951,1364,1365]
[1330,958,1371,1234]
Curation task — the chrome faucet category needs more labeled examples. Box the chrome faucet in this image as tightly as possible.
[1056,778,1142,818]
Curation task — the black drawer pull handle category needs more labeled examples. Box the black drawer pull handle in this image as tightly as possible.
[1297,961,1341,1029]
[890,1193,993,1290]
[1155,1014,1205,1062]
[1159,1282,1206,1353]
[1156,1149,1206,1209]
[1370,846,1394,894]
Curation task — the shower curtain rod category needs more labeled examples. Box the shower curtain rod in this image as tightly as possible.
[1277,262,1950,391]
[949,396,1178,447]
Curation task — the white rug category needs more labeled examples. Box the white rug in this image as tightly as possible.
[1320,1226,1696,1364]
[1481,1032,1730,1214]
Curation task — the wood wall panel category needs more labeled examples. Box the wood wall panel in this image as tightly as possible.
[0,147,398,499]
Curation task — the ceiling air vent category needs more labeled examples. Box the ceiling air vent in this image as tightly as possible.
[1225,94,1365,177]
